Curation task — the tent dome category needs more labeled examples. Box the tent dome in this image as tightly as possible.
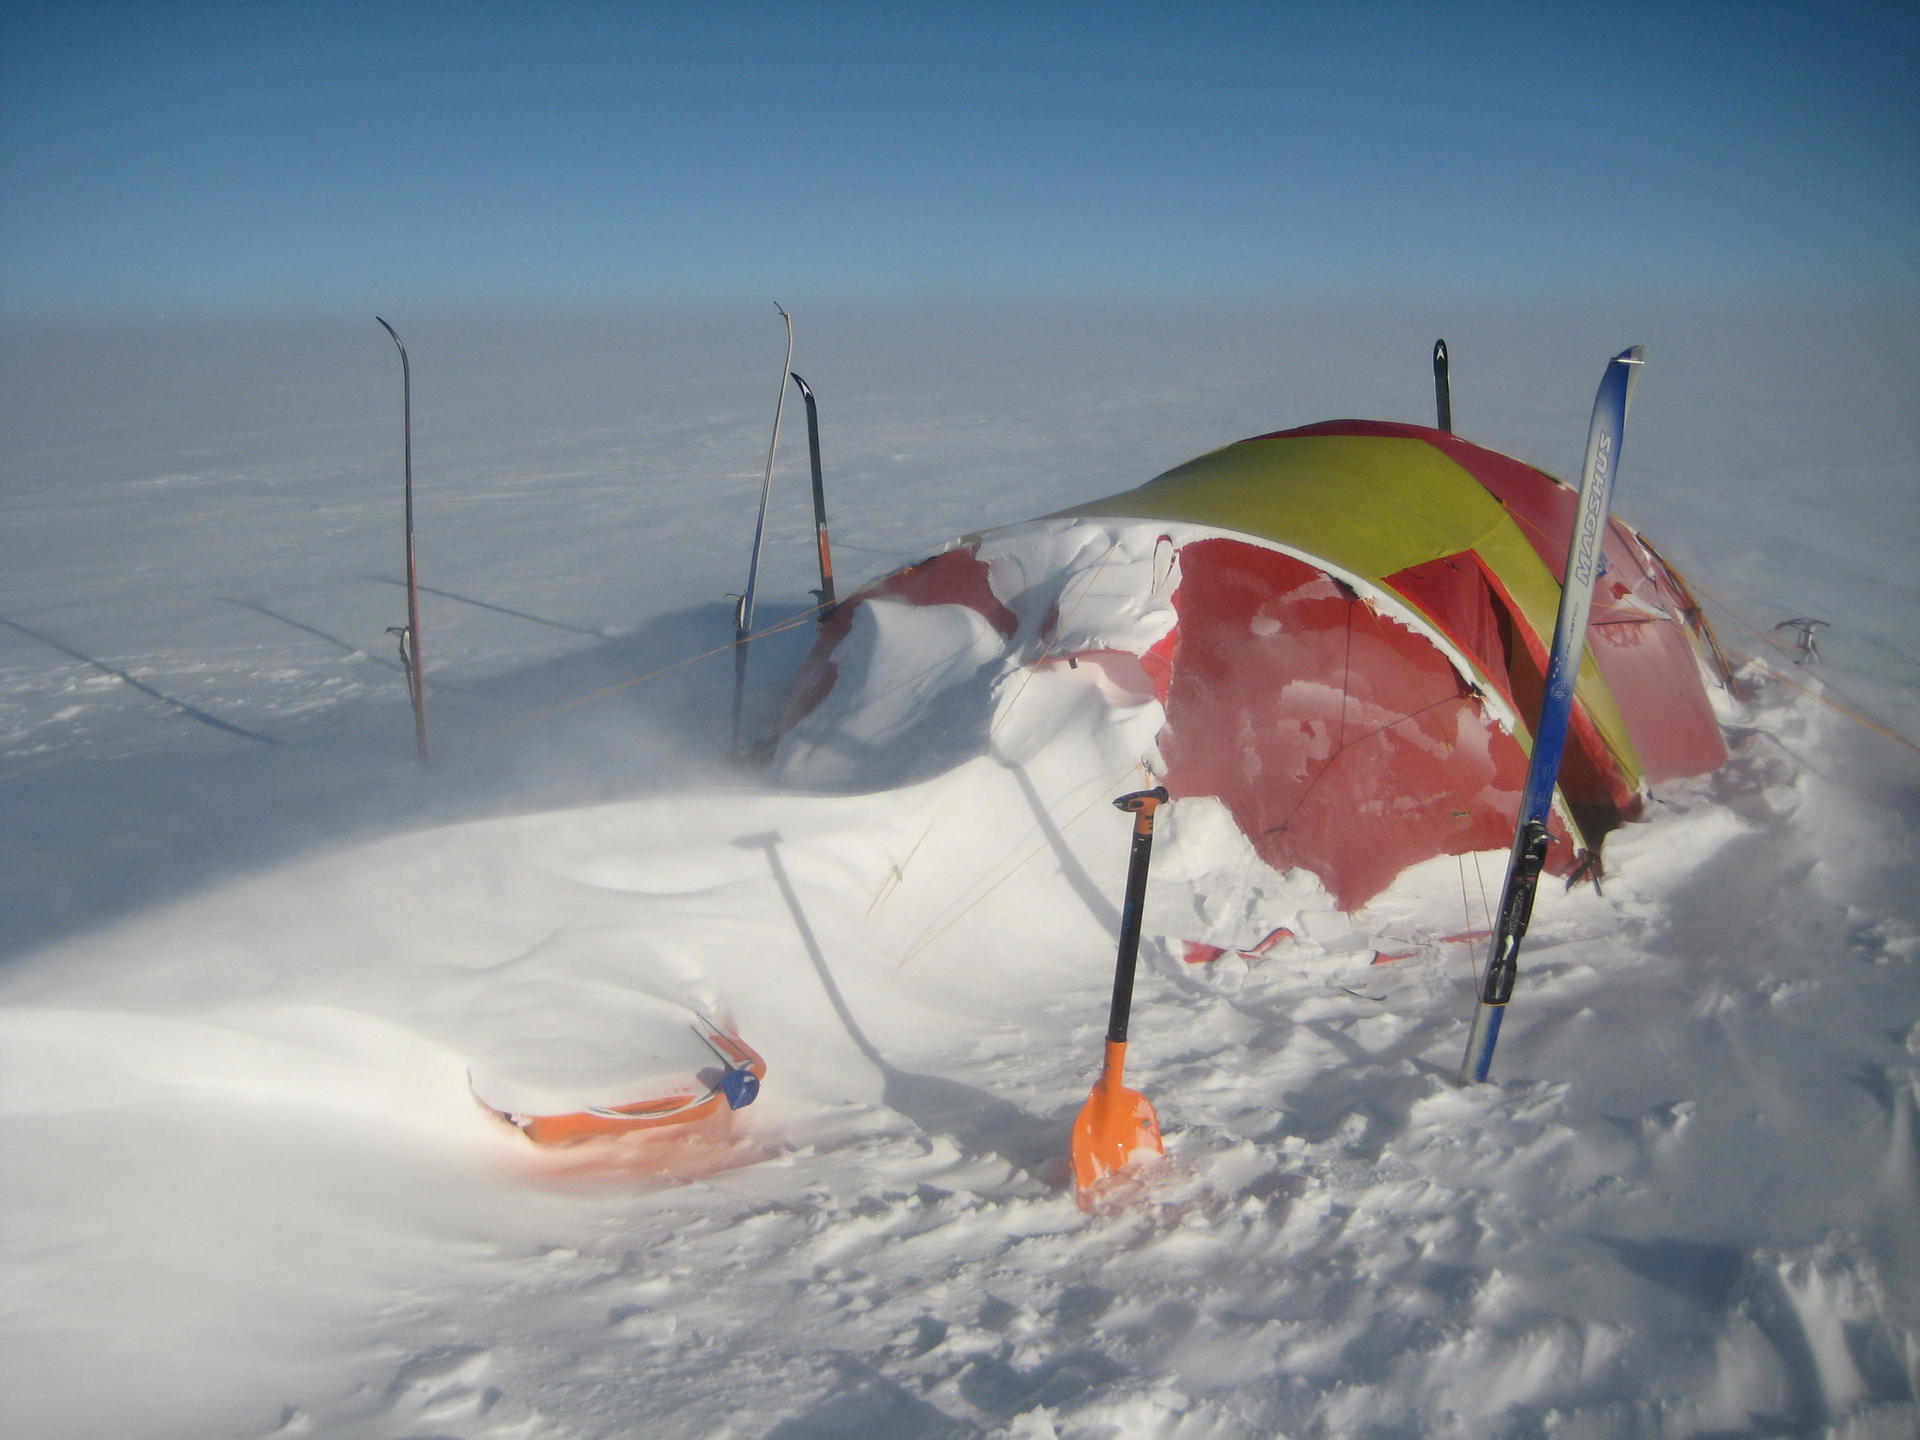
[779,422,1728,911]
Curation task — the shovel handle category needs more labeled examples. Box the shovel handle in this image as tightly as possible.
[1106,787,1169,1044]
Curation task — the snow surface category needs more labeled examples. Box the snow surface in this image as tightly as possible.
[2,300,1917,1439]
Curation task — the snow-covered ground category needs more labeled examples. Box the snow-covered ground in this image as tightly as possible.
[1,299,1916,1439]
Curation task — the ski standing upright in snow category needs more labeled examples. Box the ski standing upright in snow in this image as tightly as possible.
[376,316,429,763]
[1459,345,1643,1085]
[788,371,836,609]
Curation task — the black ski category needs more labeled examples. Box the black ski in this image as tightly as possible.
[788,372,835,609]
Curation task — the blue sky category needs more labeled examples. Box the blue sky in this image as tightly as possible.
[2,2,1914,317]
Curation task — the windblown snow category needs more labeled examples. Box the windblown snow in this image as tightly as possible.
[1,303,1916,1439]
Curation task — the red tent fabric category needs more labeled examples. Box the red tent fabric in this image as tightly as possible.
[782,422,1730,911]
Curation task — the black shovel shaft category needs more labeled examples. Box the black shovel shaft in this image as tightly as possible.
[1106,787,1169,1044]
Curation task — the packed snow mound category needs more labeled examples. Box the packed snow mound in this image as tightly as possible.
[776,520,1180,792]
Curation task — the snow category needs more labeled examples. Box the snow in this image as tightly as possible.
[2,300,1917,1439]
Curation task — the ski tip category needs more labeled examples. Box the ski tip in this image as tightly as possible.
[1615,346,1646,414]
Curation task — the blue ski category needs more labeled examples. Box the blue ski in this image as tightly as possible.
[1459,345,1644,1085]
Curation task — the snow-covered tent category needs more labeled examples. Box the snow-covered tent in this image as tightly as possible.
[779,421,1729,911]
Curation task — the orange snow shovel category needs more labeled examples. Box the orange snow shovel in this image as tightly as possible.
[1071,786,1170,1209]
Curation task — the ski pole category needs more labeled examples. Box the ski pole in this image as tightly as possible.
[730,302,794,754]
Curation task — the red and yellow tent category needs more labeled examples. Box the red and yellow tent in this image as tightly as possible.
[786,421,1728,911]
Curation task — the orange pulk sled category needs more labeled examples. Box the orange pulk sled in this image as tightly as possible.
[472,1015,765,1146]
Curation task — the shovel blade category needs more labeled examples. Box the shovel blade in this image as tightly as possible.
[1070,1070,1163,1210]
